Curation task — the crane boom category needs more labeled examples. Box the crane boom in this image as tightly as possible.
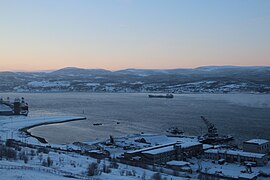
[201,116,218,138]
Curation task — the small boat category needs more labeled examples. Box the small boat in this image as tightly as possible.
[166,127,184,135]
[93,123,102,126]
[148,94,174,98]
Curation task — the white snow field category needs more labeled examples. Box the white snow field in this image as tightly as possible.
[0,115,188,179]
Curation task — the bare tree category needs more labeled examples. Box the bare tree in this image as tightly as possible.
[87,162,99,176]
[152,172,162,180]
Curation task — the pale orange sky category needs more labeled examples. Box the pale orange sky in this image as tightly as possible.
[1,0,270,71]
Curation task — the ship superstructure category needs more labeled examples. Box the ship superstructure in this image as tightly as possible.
[200,116,233,144]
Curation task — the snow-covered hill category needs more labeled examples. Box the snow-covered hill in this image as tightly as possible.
[0,66,269,93]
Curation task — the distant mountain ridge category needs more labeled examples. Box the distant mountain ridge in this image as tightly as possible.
[0,66,269,93]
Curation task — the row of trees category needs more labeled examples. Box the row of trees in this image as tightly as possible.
[0,140,53,167]
[87,158,168,180]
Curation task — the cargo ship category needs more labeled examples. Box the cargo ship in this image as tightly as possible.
[148,94,174,98]
[0,97,29,116]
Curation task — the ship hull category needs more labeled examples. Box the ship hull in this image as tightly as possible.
[148,94,174,98]
[200,136,234,144]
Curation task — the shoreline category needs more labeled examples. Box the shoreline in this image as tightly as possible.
[20,117,87,144]
[1,92,267,95]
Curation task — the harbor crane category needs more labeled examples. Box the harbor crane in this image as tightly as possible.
[201,116,218,138]
[200,116,234,144]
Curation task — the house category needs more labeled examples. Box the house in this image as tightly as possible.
[204,149,268,166]
[243,139,270,154]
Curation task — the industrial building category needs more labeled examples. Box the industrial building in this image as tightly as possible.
[204,149,268,166]
[124,141,202,164]
[243,139,270,154]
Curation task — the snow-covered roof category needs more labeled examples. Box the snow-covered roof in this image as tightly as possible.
[238,173,258,179]
[166,160,190,167]
[127,140,201,155]
[244,139,269,145]
[205,149,266,159]
[180,141,201,148]
[203,144,214,150]
[126,142,176,154]
[131,156,141,160]
[142,145,174,155]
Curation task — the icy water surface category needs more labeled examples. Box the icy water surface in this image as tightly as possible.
[1,93,270,144]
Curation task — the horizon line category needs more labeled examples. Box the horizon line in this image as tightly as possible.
[1,65,270,73]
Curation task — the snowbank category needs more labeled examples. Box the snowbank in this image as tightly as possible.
[0,115,86,145]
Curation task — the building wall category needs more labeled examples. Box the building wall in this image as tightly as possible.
[124,143,203,164]
[183,144,203,157]
[243,142,270,154]
[142,150,176,164]
[204,152,268,166]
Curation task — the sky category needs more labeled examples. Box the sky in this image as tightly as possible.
[0,0,270,71]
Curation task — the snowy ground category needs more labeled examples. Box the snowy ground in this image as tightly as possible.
[0,115,188,179]
[1,115,269,180]
[189,158,270,179]
[0,145,187,180]
[0,169,72,180]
